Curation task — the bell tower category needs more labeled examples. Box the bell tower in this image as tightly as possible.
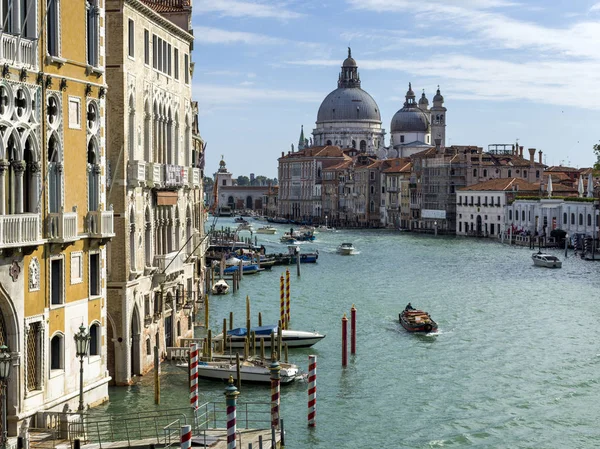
[430,86,447,148]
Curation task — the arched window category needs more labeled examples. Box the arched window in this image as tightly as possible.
[47,132,62,214]
[523,170,527,178]
[536,170,540,178]
[483,169,487,177]
[473,169,477,177]
[370,186,374,195]
[588,214,592,226]
[128,95,135,161]
[50,333,64,370]
[174,207,181,252]
[370,200,374,212]
[87,139,99,212]
[153,101,159,162]
[352,140,356,149]
[509,210,512,220]
[129,209,136,270]
[155,331,160,349]
[571,213,575,225]
[522,210,525,221]
[563,212,567,224]
[579,214,583,225]
[89,323,100,356]
[146,338,151,355]
[145,208,153,266]
[177,320,181,337]
[174,112,180,165]
[144,100,151,161]
[360,140,366,151]
[166,107,173,164]
[326,140,332,146]
[508,169,512,177]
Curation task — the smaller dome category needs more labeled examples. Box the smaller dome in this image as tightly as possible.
[391,107,430,133]
[343,57,357,67]
[219,159,226,167]
[406,83,415,98]
[418,91,429,106]
[433,87,444,103]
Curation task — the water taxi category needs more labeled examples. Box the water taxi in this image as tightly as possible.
[531,252,562,268]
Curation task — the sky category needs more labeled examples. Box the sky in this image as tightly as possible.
[191,0,600,179]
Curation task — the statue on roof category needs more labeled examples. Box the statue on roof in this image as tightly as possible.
[348,47,351,58]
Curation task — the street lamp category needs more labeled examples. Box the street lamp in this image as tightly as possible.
[74,324,90,413]
[0,345,12,449]
[434,221,438,236]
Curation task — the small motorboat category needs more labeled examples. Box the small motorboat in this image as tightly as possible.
[223,264,261,275]
[214,325,325,349]
[531,252,562,268]
[256,225,277,235]
[399,305,438,333]
[193,357,301,384]
[211,279,230,295]
[337,243,355,255]
[316,225,336,232]
[234,217,249,224]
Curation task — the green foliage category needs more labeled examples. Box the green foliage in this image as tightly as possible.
[236,176,250,186]
[203,177,214,186]
[594,142,600,171]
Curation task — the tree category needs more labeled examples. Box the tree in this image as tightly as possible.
[594,142,600,171]
[236,175,250,186]
[203,176,214,187]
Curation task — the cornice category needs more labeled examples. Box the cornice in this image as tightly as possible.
[124,0,194,44]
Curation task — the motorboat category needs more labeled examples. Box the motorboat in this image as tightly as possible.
[194,357,302,384]
[337,243,355,255]
[316,225,336,232]
[399,306,438,333]
[234,217,249,224]
[531,252,562,268]
[211,279,229,295]
[214,325,325,349]
[256,225,277,235]
[223,264,261,275]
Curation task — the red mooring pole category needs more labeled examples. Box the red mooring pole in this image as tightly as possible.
[350,305,356,355]
[342,313,348,367]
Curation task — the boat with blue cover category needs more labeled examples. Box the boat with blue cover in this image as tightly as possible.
[213,324,325,348]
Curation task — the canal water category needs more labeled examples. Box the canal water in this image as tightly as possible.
[97,218,600,448]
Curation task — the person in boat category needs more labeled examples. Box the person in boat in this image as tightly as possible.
[405,303,415,311]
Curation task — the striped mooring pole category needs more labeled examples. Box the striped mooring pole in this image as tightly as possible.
[180,425,192,449]
[285,269,291,324]
[270,360,281,429]
[225,376,240,449]
[307,355,317,427]
[189,343,199,410]
[279,274,285,329]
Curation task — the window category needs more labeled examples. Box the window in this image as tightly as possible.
[167,43,172,75]
[588,214,592,226]
[68,97,81,129]
[523,170,527,178]
[571,213,575,225]
[71,252,83,284]
[90,253,100,296]
[47,0,59,56]
[536,170,540,178]
[370,171,375,181]
[155,331,160,349]
[128,19,135,58]
[563,212,567,224]
[152,35,157,68]
[400,135,405,143]
[522,210,525,221]
[579,214,583,226]
[473,169,477,177]
[144,29,149,64]
[508,169,512,177]
[146,338,151,355]
[87,0,99,67]
[509,210,513,220]
[26,321,42,391]
[483,169,487,177]
[459,222,462,232]
[50,334,63,370]
[51,258,63,305]
[89,323,100,356]
[174,48,179,79]
[184,53,189,84]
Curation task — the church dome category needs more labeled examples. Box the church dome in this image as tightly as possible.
[433,87,444,103]
[317,88,381,123]
[390,107,429,133]
[342,56,357,67]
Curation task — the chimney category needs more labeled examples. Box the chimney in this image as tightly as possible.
[538,150,543,164]
[528,148,535,165]
[519,146,523,158]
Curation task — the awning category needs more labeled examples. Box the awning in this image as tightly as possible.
[156,191,178,205]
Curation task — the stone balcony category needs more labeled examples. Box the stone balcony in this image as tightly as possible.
[154,251,186,280]
[0,213,42,249]
[47,211,78,243]
[128,160,147,187]
[86,210,115,239]
[190,168,200,188]
[1,35,38,70]
[146,162,163,187]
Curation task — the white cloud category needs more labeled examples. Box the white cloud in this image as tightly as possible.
[590,2,600,12]
[193,0,304,20]
[194,26,284,45]
[192,83,322,108]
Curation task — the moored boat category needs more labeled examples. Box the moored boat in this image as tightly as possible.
[531,252,562,268]
[256,225,277,234]
[193,357,301,384]
[214,324,325,349]
[211,279,230,295]
[399,305,438,333]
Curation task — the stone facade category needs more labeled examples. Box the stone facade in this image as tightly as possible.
[105,0,203,386]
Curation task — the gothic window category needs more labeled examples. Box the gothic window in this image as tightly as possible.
[360,140,366,151]
[87,101,99,134]
[128,95,135,161]
[89,323,100,356]
[144,100,151,161]
[87,138,99,212]
[326,140,332,146]
[185,205,192,255]
[145,208,152,266]
[174,207,181,251]
[24,136,40,213]
[50,333,64,370]
[129,208,136,270]
[146,338,151,355]
[174,113,180,165]
[87,0,99,67]
[166,107,173,165]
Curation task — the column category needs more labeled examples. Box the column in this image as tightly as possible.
[0,160,9,215]
[28,161,41,213]
[12,160,27,214]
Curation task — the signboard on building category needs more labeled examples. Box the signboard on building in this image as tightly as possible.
[422,209,446,220]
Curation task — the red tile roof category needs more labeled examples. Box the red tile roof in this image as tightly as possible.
[140,0,190,12]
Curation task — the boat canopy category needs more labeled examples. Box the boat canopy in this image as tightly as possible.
[226,324,278,337]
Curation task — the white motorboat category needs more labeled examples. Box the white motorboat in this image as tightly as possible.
[194,357,301,384]
[256,225,277,235]
[337,242,355,255]
[532,252,562,268]
[211,279,229,295]
[213,325,325,349]
[316,225,336,232]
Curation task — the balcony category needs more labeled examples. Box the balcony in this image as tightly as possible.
[154,251,185,278]
[190,168,200,188]
[87,210,115,239]
[128,160,147,187]
[164,164,184,189]
[1,35,38,70]
[47,211,78,243]
[387,186,398,193]
[0,213,42,249]
[146,162,163,187]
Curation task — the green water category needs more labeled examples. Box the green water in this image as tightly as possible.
[97,219,600,448]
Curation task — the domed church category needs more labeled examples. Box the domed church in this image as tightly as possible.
[311,48,385,154]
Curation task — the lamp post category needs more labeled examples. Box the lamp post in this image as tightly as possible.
[0,345,12,449]
[74,324,90,413]
[434,221,438,236]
